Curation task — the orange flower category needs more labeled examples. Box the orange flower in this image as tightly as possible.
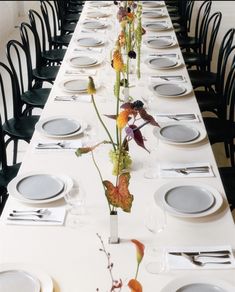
[131,239,145,264]
[113,49,124,72]
[128,279,142,292]
[87,76,96,94]
[118,31,126,47]
[117,109,132,129]
[127,12,134,22]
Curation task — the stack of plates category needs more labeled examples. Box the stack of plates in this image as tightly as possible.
[154,182,223,218]
[68,55,99,68]
[35,116,85,138]
[146,56,180,69]
[145,37,176,49]
[76,37,103,47]
[8,172,74,204]
[82,20,106,29]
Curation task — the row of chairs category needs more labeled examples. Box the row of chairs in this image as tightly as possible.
[167,0,235,209]
[0,0,84,213]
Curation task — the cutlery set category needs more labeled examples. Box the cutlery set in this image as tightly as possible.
[162,166,210,175]
[156,113,197,121]
[35,141,79,150]
[7,209,61,223]
[151,75,185,82]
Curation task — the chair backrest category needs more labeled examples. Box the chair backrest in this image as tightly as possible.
[40,0,60,47]
[186,1,195,33]
[0,114,8,173]
[225,56,235,122]
[6,39,34,96]
[194,1,212,44]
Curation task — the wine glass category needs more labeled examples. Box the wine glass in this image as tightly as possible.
[64,183,87,228]
[145,203,167,274]
[144,138,159,179]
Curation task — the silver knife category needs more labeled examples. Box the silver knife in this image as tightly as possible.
[162,166,210,171]
[7,217,62,223]
[169,250,231,256]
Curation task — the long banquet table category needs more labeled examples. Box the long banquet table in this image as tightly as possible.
[1,1,235,291]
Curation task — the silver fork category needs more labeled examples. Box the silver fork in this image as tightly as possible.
[175,168,209,175]
[55,95,79,101]
[37,142,66,148]
[9,213,45,219]
[12,208,49,215]
[181,253,231,267]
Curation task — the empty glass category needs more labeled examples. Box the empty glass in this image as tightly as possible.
[145,204,167,274]
[144,138,159,179]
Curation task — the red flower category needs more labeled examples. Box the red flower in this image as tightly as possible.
[128,279,142,292]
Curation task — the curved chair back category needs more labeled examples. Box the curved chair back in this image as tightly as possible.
[0,115,8,175]
[194,1,212,44]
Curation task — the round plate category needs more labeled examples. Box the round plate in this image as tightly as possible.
[150,82,192,97]
[35,116,86,138]
[82,20,106,29]
[0,270,40,292]
[16,174,65,200]
[8,172,74,204]
[176,283,227,292]
[142,1,165,8]
[68,56,98,68]
[164,185,215,214]
[0,264,53,292]
[146,57,178,69]
[154,182,223,218]
[144,22,169,31]
[60,78,100,94]
[89,1,111,7]
[153,125,207,146]
[159,125,200,143]
[142,11,165,18]
[161,276,234,292]
[145,38,176,49]
[76,37,103,47]
[42,118,81,136]
[86,11,109,18]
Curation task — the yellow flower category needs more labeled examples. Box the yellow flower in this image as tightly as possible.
[113,49,124,72]
[117,109,131,129]
[118,31,126,47]
[87,76,96,94]
[128,279,142,292]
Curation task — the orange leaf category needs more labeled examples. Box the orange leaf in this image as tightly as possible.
[128,279,142,292]
[103,173,134,212]
[131,239,145,264]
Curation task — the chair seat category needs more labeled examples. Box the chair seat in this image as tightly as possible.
[188,70,217,88]
[0,163,21,188]
[194,90,221,113]
[21,88,50,108]
[64,12,80,22]
[183,52,209,67]
[177,36,199,49]
[52,35,72,47]
[204,117,235,144]
[219,167,235,209]
[3,115,40,140]
[62,22,76,34]
[33,66,60,82]
[42,48,66,62]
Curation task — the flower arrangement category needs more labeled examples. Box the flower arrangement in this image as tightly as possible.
[96,233,145,291]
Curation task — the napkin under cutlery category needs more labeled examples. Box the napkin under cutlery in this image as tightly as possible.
[34,140,83,150]
[54,95,92,103]
[73,47,103,53]
[155,113,200,123]
[5,207,66,226]
[160,162,214,178]
[166,245,235,270]
[150,75,186,83]
[65,69,97,76]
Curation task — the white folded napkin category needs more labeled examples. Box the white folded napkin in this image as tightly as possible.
[34,140,83,151]
[160,162,214,178]
[65,69,97,76]
[166,245,235,270]
[155,113,200,123]
[5,207,66,226]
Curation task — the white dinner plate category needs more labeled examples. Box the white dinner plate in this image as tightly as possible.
[154,182,223,218]
[145,37,177,49]
[35,116,86,138]
[161,275,235,292]
[143,22,171,32]
[0,264,53,292]
[59,78,100,94]
[82,20,106,29]
[142,10,166,18]
[159,124,200,143]
[145,56,181,70]
[89,1,112,7]
[153,124,207,145]
[67,55,102,68]
[0,270,40,292]
[150,82,192,98]
[8,172,74,204]
[76,37,104,47]
[86,11,109,18]
[142,1,165,8]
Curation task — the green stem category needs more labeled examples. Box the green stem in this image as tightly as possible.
[91,94,116,151]
[115,130,122,186]
[116,71,121,147]
[91,151,111,213]
[135,263,140,280]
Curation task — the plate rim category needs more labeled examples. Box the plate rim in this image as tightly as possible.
[8,172,74,204]
[82,20,106,29]
[41,118,81,137]
[0,269,41,292]
[160,275,235,292]
[145,37,176,49]
[16,173,65,201]
[67,55,101,68]
[164,185,215,214]
[145,56,180,69]
[159,124,200,143]
[154,182,223,218]
[59,77,101,94]
[76,37,104,47]
[153,123,207,145]
[149,82,192,98]
[0,263,53,292]
[144,22,170,31]
[35,115,87,138]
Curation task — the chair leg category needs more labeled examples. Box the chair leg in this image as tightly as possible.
[229,141,234,166]
[13,139,18,164]
[224,142,230,158]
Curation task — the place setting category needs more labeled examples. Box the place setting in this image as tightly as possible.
[34,139,83,151]
[149,80,192,98]
[155,113,200,122]
[143,20,172,32]
[145,53,183,70]
[154,181,224,219]
[142,9,167,19]
[144,35,177,49]
[66,54,103,69]
[86,11,110,19]
[75,35,105,48]
[0,263,54,292]
[88,1,112,8]
[59,77,100,95]
[142,1,165,9]
[153,124,207,146]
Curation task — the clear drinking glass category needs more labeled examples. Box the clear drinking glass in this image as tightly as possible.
[145,204,167,274]
[144,138,159,179]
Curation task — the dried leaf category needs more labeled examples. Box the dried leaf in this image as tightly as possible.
[120,102,133,110]
[103,173,134,212]
[139,108,159,127]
